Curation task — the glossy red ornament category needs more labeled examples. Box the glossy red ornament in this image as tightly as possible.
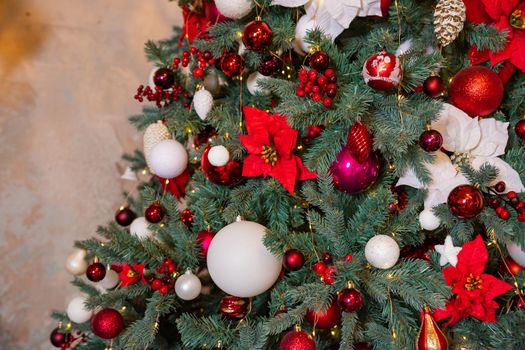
[220,53,244,77]
[196,229,215,259]
[447,184,484,219]
[258,56,282,76]
[50,328,71,348]
[512,294,525,309]
[419,129,443,152]
[448,66,503,117]
[305,297,342,329]
[220,295,249,320]
[280,327,316,350]
[180,209,194,227]
[145,202,164,223]
[416,306,448,350]
[337,288,363,312]
[153,68,175,90]
[86,262,106,282]
[201,145,243,186]
[362,49,402,90]
[91,308,124,339]
[312,261,327,275]
[309,51,330,71]
[283,249,305,271]
[115,207,136,227]
[347,121,372,163]
[515,119,525,139]
[242,20,273,52]
[501,256,524,276]
[353,343,373,350]
[423,76,445,97]
[329,146,380,194]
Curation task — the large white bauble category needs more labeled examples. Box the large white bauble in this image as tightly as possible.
[99,269,120,290]
[419,209,441,231]
[215,0,253,19]
[247,72,270,96]
[149,139,188,178]
[65,248,88,275]
[143,121,171,168]
[67,296,93,324]
[294,15,317,54]
[130,217,152,240]
[193,87,214,120]
[507,243,525,268]
[207,220,281,297]
[175,270,202,300]
[208,145,230,167]
[365,235,400,269]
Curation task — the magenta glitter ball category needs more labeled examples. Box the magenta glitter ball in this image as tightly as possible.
[329,146,380,194]
[196,229,216,259]
[419,129,443,152]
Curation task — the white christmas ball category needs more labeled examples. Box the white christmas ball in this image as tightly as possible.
[365,235,400,269]
[65,248,88,275]
[295,15,317,54]
[175,270,202,300]
[143,121,171,169]
[247,72,270,96]
[99,269,119,290]
[419,209,441,231]
[208,145,230,167]
[149,139,188,178]
[130,217,152,240]
[508,243,525,268]
[67,296,93,324]
[207,220,281,297]
[193,87,214,120]
[215,0,253,19]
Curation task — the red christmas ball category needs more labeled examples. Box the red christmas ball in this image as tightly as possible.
[220,53,244,77]
[220,295,249,320]
[50,328,71,348]
[512,294,525,309]
[309,51,330,71]
[353,342,373,350]
[180,208,194,227]
[196,229,215,259]
[115,207,136,227]
[258,56,282,76]
[283,249,305,271]
[86,262,106,282]
[201,145,243,186]
[305,297,342,329]
[422,76,445,98]
[145,202,164,223]
[501,256,524,276]
[515,119,525,139]
[419,129,443,152]
[337,288,363,312]
[447,184,484,219]
[91,308,124,339]
[153,68,175,90]
[362,49,402,90]
[448,66,503,117]
[242,20,273,52]
[280,328,316,350]
[329,146,380,194]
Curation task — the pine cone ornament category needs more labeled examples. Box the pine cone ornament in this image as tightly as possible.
[193,87,214,121]
[434,0,466,47]
[143,121,171,168]
[347,121,372,164]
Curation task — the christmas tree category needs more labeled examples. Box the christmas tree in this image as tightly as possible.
[50,0,525,349]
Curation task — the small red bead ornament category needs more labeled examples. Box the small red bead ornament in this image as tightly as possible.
[305,297,342,329]
[91,308,125,339]
[115,207,136,227]
[145,202,164,223]
[422,75,445,97]
[279,326,316,350]
[447,184,484,219]
[242,20,273,52]
[283,249,305,272]
[362,49,402,90]
[86,262,106,282]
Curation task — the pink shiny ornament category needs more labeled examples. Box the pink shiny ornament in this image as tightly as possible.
[329,146,380,194]
[196,229,215,259]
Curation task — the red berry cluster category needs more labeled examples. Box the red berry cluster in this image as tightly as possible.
[172,47,216,79]
[150,258,178,295]
[134,83,190,109]
[312,252,353,285]
[296,68,337,108]
[487,181,525,221]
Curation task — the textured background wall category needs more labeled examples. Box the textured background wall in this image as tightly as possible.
[0,1,181,348]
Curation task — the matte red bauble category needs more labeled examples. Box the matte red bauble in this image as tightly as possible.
[86,262,106,282]
[329,146,380,194]
[145,202,164,223]
[448,66,503,117]
[419,129,443,152]
[283,249,305,271]
[153,68,175,90]
[337,288,363,312]
[115,207,136,227]
[50,328,71,348]
[416,307,448,350]
[219,295,249,320]
[220,53,244,77]
[258,56,282,76]
[353,343,373,350]
[196,229,215,259]
[516,119,525,139]
[305,298,342,329]
[201,145,243,186]
[91,308,124,339]
[422,76,445,98]
[280,327,316,350]
[309,51,330,71]
[242,20,273,52]
[447,184,484,219]
[362,49,402,90]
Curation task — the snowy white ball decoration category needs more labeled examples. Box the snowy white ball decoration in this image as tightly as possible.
[507,243,525,268]
[207,220,281,297]
[175,270,202,300]
[365,235,400,269]
[130,217,153,240]
[208,145,230,167]
[419,209,441,231]
[247,72,270,96]
[65,248,88,275]
[143,121,171,168]
[193,87,214,120]
[67,296,93,324]
[148,139,188,178]
[99,269,120,290]
[215,0,254,19]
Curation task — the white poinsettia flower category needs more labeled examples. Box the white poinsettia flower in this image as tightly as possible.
[397,103,525,209]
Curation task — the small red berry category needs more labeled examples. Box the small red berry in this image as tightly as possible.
[312,92,322,102]
[308,70,318,81]
[168,265,176,273]
[321,252,333,264]
[151,279,162,290]
[345,254,353,262]
[500,209,511,220]
[182,51,190,58]
[193,67,204,78]
[312,85,321,93]
[317,76,327,86]
[323,97,333,108]
[312,262,327,275]
[494,181,506,193]
[507,191,518,199]
[328,75,337,83]
[296,89,305,97]
[517,201,525,210]
[190,47,197,54]
[326,88,337,98]
[321,274,335,284]
[204,51,212,59]
[495,206,505,216]
[324,68,335,77]
[518,212,525,222]
[159,285,169,295]
[173,57,181,64]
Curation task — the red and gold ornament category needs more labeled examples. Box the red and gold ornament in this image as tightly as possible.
[115,206,136,227]
[305,297,342,329]
[86,261,106,282]
[201,145,243,186]
[220,295,249,320]
[337,286,363,312]
[196,229,216,259]
[145,202,164,223]
[515,119,525,139]
[280,326,316,350]
[220,52,244,77]
[447,184,484,219]
[91,308,125,339]
[416,306,448,350]
[362,49,402,90]
[423,75,445,98]
[50,328,72,348]
[347,121,372,164]
[242,19,273,52]
[283,249,305,272]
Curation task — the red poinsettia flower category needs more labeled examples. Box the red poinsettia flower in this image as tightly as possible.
[239,106,317,195]
[119,263,146,287]
[465,0,525,75]
[178,1,226,45]
[433,235,512,327]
